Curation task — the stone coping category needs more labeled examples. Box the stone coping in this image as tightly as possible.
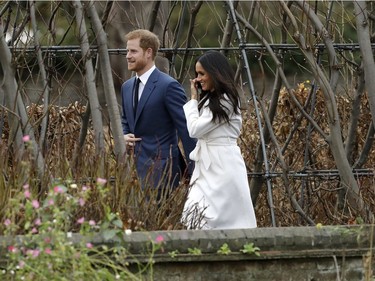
[1,225,374,263]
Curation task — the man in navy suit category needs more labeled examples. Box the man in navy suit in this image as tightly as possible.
[121,29,196,192]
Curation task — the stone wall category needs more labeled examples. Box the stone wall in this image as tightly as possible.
[1,225,374,280]
[101,225,374,280]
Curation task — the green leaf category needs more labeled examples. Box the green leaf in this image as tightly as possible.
[240,242,261,256]
[168,250,179,258]
[100,221,110,230]
[188,247,202,255]
[102,229,118,241]
[112,219,123,228]
[24,221,31,230]
[217,243,231,255]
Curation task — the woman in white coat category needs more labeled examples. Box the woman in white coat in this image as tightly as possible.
[182,50,257,229]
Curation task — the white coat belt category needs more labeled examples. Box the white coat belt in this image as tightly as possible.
[189,137,237,171]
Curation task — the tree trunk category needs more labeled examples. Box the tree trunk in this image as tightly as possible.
[354,1,375,135]
[86,1,126,159]
[0,19,46,181]
[73,0,105,158]
[29,0,50,153]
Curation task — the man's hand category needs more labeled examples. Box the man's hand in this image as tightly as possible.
[124,134,142,153]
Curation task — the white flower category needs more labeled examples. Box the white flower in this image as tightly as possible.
[115,274,120,279]
[70,183,77,189]
[125,229,132,236]
[67,232,72,238]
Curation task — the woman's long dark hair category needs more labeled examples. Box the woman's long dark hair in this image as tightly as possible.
[196,50,240,123]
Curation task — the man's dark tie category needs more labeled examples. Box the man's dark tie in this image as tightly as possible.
[133,77,141,116]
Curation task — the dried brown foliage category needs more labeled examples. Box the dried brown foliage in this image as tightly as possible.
[26,102,94,173]
[240,81,375,226]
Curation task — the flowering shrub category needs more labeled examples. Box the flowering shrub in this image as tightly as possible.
[1,178,158,281]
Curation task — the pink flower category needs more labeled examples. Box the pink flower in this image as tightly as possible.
[22,135,30,142]
[79,198,85,206]
[86,242,93,249]
[31,249,40,258]
[82,185,89,192]
[8,245,17,253]
[26,249,40,258]
[48,199,54,206]
[89,220,96,226]
[45,248,52,254]
[31,200,39,209]
[53,186,64,194]
[18,260,25,269]
[24,190,31,198]
[77,217,85,224]
[23,184,29,189]
[4,219,11,226]
[155,235,164,244]
[44,237,51,244]
[31,227,38,234]
[34,218,41,226]
[33,249,40,257]
[96,177,107,185]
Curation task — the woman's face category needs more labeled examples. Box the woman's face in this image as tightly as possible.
[195,61,214,92]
